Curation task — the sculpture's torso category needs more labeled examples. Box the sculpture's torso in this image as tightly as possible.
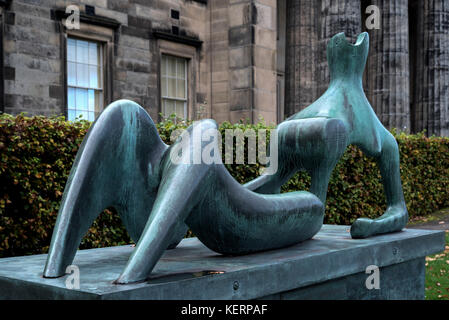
[289,32,385,156]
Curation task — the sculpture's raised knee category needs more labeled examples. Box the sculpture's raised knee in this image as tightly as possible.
[277,118,348,169]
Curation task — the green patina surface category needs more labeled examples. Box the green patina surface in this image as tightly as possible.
[246,32,408,238]
[42,32,409,285]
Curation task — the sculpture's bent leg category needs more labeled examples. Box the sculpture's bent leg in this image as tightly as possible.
[351,131,408,238]
[43,100,186,278]
[189,169,325,255]
[115,120,217,284]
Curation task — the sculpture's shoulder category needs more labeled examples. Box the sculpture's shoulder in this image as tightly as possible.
[287,90,347,121]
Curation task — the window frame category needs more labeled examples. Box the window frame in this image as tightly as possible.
[157,39,197,122]
[66,36,105,121]
[161,54,188,120]
[60,23,114,121]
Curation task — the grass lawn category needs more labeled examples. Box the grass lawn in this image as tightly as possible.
[425,230,449,300]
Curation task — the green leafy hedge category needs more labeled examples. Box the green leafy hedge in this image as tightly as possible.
[0,113,448,258]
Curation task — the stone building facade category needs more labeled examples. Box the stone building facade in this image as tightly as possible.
[0,0,211,123]
[0,0,448,136]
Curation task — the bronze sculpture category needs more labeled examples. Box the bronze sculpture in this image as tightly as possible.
[246,32,408,238]
[43,32,408,284]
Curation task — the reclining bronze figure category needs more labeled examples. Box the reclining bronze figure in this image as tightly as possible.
[43,32,408,284]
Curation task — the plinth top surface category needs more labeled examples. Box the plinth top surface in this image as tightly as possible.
[0,225,444,299]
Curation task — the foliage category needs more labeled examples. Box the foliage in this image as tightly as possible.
[0,113,448,257]
[425,231,449,300]
[0,114,129,258]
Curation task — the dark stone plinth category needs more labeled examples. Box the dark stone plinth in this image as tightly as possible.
[0,225,444,300]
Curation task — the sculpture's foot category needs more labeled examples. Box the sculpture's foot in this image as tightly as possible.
[350,205,408,238]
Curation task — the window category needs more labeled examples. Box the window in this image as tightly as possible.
[161,55,187,119]
[66,38,103,121]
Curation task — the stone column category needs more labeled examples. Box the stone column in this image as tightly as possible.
[252,0,277,124]
[209,0,231,124]
[228,0,254,123]
[228,0,277,124]
[413,0,449,136]
[317,0,363,97]
[284,0,320,116]
[364,0,410,132]
[284,0,362,118]
[0,0,10,113]
[0,6,4,113]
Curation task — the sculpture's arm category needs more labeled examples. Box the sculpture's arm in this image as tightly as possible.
[243,173,273,191]
[350,130,408,238]
[243,118,348,203]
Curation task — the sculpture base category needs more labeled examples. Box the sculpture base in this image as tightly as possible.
[0,225,444,300]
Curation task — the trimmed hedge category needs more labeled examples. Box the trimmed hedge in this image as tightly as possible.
[0,113,448,258]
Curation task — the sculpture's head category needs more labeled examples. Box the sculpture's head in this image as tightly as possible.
[327,32,369,81]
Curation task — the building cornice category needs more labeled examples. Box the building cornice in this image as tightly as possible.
[153,30,203,48]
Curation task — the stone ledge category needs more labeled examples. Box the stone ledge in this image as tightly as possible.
[0,225,444,300]
[152,30,203,48]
